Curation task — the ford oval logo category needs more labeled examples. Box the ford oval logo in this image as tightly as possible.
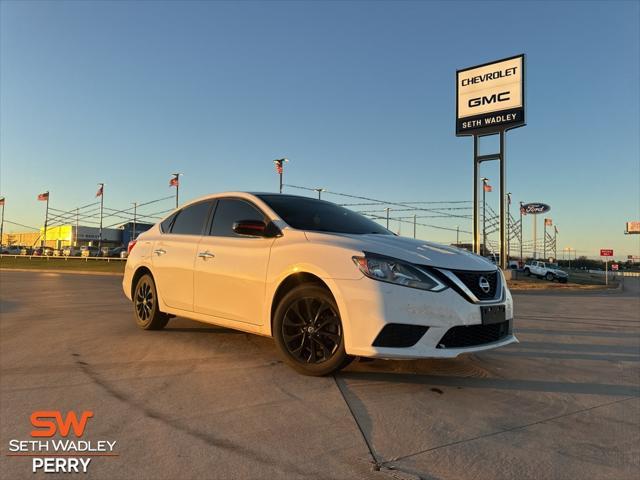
[478,276,491,294]
[520,203,551,215]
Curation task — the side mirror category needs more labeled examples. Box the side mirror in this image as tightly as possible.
[233,220,268,237]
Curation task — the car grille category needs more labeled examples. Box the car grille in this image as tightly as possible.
[450,270,499,300]
[372,324,429,348]
[436,321,510,349]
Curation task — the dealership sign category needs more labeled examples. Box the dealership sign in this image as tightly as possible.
[600,249,613,257]
[456,54,525,136]
[520,203,551,215]
[626,221,640,234]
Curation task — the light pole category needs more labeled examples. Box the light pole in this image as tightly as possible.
[314,188,325,199]
[481,177,489,256]
[414,215,417,239]
[456,225,460,246]
[564,247,575,270]
[132,202,137,241]
[97,183,104,251]
[385,208,390,230]
[273,158,288,193]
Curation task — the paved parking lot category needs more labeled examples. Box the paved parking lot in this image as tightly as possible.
[1,270,638,479]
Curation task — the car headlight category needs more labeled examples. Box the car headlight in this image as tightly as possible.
[352,254,447,292]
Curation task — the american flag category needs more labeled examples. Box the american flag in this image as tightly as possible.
[274,160,284,175]
[0,197,4,206]
[169,176,179,187]
[483,184,492,192]
[96,184,104,197]
[544,218,553,226]
[37,192,49,201]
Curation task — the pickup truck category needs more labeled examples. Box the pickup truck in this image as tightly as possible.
[523,261,568,283]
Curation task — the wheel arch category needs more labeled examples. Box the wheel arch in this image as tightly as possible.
[269,272,336,336]
[131,265,153,299]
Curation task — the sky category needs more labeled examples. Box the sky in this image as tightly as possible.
[1,0,639,259]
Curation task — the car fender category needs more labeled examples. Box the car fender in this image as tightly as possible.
[262,262,359,345]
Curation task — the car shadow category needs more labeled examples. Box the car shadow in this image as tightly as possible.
[338,368,640,397]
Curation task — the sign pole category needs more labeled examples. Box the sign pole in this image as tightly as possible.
[473,136,480,254]
[499,130,506,270]
[543,220,547,260]
[605,258,608,286]
[532,215,536,259]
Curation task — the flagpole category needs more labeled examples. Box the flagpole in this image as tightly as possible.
[0,198,5,247]
[519,201,524,264]
[481,177,488,256]
[43,192,49,248]
[171,173,181,208]
[98,183,104,251]
[507,196,511,260]
[76,208,79,247]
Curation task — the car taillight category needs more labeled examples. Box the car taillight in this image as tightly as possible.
[127,240,137,254]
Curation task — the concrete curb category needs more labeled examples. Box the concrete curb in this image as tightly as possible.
[0,268,123,277]
[510,283,623,295]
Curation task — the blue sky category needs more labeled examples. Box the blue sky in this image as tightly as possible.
[1,0,638,258]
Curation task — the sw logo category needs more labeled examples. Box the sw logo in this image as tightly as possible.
[7,410,117,474]
[30,410,94,437]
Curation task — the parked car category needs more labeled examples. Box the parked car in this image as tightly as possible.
[1,245,22,255]
[523,261,568,283]
[63,246,81,256]
[32,247,52,256]
[53,249,63,257]
[123,192,516,376]
[20,247,33,256]
[80,246,100,257]
[102,246,126,257]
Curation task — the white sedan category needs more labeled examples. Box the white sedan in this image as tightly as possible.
[123,192,517,375]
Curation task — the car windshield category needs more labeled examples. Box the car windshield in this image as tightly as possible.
[548,263,560,269]
[257,194,392,235]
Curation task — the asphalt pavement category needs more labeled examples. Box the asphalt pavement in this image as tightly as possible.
[1,270,638,479]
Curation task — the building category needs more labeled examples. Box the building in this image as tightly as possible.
[2,222,156,249]
[119,222,155,246]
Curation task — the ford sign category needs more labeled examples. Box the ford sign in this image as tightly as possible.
[520,203,551,215]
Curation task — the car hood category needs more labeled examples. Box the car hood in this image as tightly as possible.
[550,268,568,276]
[304,232,496,272]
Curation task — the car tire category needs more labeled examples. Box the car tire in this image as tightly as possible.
[133,273,169,330]
[273,284,353,376]
[524,268,531,276]
[545,273,554,281]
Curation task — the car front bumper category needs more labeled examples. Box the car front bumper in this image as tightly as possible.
[333,275,517,359]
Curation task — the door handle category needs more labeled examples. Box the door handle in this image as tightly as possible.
[153,248,167,256]
[197,251,215,259]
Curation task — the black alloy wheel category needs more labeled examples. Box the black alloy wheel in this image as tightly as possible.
[133,273,169,330]
[274,285,352,376]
